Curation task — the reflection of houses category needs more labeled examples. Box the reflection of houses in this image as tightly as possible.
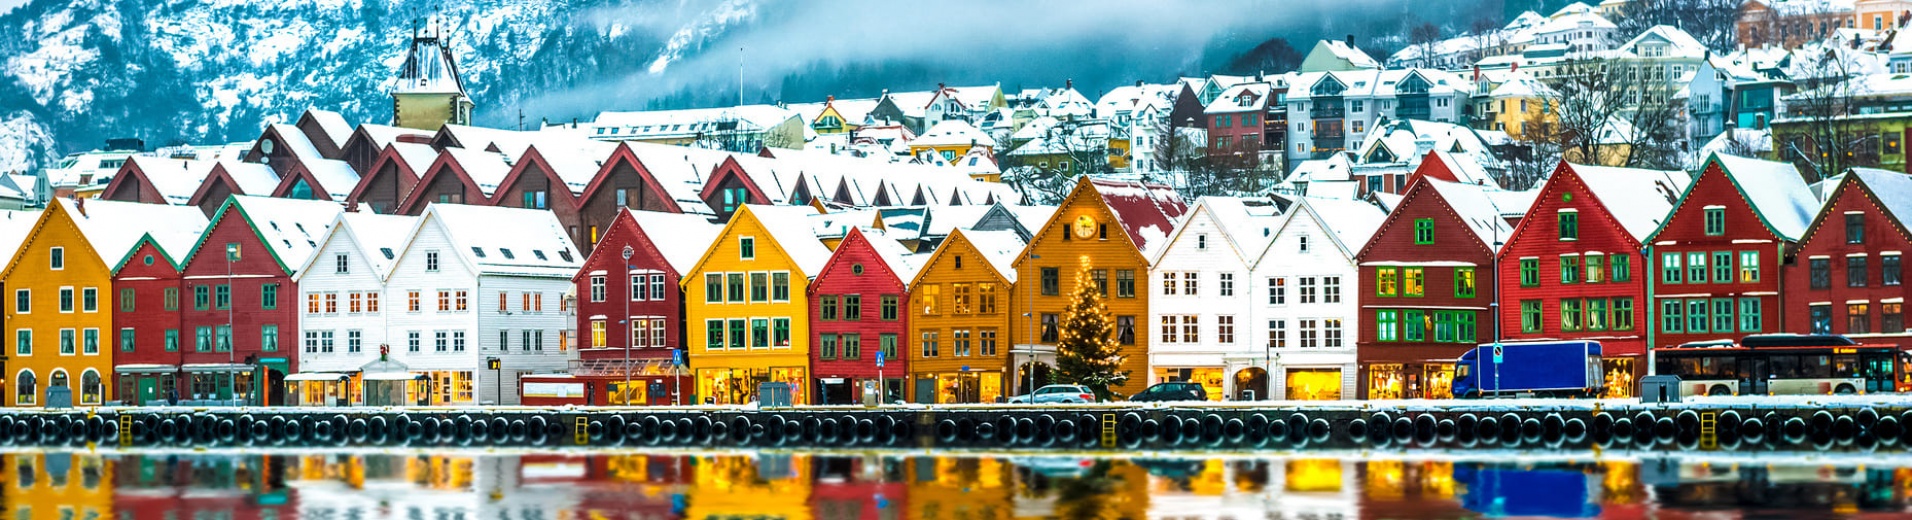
[1138,460,1267,519]
[1147,197,1283,401]
[905,457,1012,520]
[4,453,115,520]
[811,456,908,519]
[686,455,814,519]
[1253,197,1387,401]
[113,454,291,520]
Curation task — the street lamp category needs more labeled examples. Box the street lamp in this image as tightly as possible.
[1023,253,1041,399]
[225,242,238,405]
[622,245,635,406]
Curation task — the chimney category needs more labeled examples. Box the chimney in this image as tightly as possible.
[938,82,946,91]
[1346,34,1355,48]
[75,197,84,217]
[1066,78,1074,90]
[826,95,834,103]
[1136,79,1144,88]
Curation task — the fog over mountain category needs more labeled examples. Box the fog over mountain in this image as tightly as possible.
[0,0,1566,172]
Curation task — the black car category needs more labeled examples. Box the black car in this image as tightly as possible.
[1128,382,1206,402]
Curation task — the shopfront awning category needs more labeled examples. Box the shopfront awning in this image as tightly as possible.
[364,372,425,381]
[114,364,177,374]
[182,363,252,372]
[284,372,350,382]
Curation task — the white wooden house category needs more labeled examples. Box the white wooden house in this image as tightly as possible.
[286,212,419,405]
[1250,197,1386,400]
[1146,197,1282,401]
[381,203,582,405]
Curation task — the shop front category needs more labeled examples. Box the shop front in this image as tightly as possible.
[814,376,904,405]
[1601,357,1639,398]
[284,372,356,406]
[182,363,254,403]
[419,370,476,405]
[1363,362,1455,400]
[909,371,1004,404]
[1152,367,1225,401]
[696,366,807,405]
[1283,368,1345,401]
[113,365,177,406]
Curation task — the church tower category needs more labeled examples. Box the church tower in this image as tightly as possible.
[391,21,473,131]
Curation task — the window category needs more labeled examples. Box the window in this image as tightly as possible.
[1115,317,1134,345]
[1561,299,1583,331]
[842,334,861,360]
[426,251,439,272]
[727,273,745,302]
[164,329,178,352]
[629,275,645,301]
[1218,315,1235,343]
[1708,251,1730,283]
[48,247,63,270]
[1298,235,1311,253]
[434,331,449,352]
[1042,267,1059,296]
[952,330,970,356]
[1847,213,1866,244]
[1520,258,1538,286]
[819,334,837,360]
[1516,300,1542,333]
[1686,252,1706,284]
[1739,297,1762,332]
[1850,303,1872,334]
[1660,300,1683,333]
[1704,207,1725,236]
[773,272,790,301]
[1811,257,1831,289]
[1116,270,1136,298]
[118,328,134,352]
[1041,314,1059,343]
[58,329,75,355]
[1557,210,1578,240]
[1299,277,1316,303]
[1810,304,1833,335]
[408,331,420,352]
[751,272,768,302]
[1404,310,1426,342]
[1268,277,1287,304]
[1219,273,1234,297]
[919,284,940,315]
[1376,268,1398,297]
[1403,268,1424,297]
[1268,319,1287,347]
[1885,303,1905,333]
[1182,272,1199,295]
[407,291,421,312]
[821,295,839,321]
[1662,252,1683,283]
[13,330,24,356]
[1413,218,1435,244]
[1738,251,1759,283]
[739,237,755,259]
[1376,310,1400,341]
[882,295,899,321]
[650,274,666,300]
[590,276,607,302]
[1686,299,1708,334]
[1611,254,1630,282]
[1323,276,1341,303]
[335,253,349,274]
[882,334,899,359]
[705,320,722,350]
[119,288,133,312]
[1560,255,1580,284]
[1196,234,1208,250]
[920,331,939,358]
[1454,268,1476,298]
[1886,255,1904,286]
[844,295,861,320]
[1849,256,1869,287]
[12,289,24,314]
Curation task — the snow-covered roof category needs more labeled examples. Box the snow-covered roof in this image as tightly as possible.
[1287,68,1469,100]
[1205,83,1273,114]
[954,228,1028,282]
[582,105,800,141]
[303,109,355,151]
[1011,117,1061,141]
[1699,128,1774,157]
[393,33,466,95]
[124,156,217,204]
[1285,154,1354,184]
[911,120,994,148]
[1488,76,1558,99]
[1094,83,1179,118]
[1289,196,1388,254]
[856,228,927,284]
[1711,153,1821,241]
[1423,179,1521,251]
[302,212,419,281]
[523,138,618,195]
[739,204,832,277]
[220,195,344,274]
[441,147,513,196]
[1177,196,1282,265]
[61,198,208,268]
[303,157,361,201]
[1570,163,1691,240]
[1319,40,1380,69]
[423,203,582,278]
[0,210,40,270]
[220,161,282,195]
[1092,178,1190,259]
[1620,25,1709,59]
[627,209,722,274]
[879,90,939,119]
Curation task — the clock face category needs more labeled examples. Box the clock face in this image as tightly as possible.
[1073,215,1097,239]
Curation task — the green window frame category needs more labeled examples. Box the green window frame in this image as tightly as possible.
[1686,252,1707,284]
[1453,267,1476,298]
[119,328,134,352]
[705,274,723,303]
[1738,251,1760,282]
[1519,258,1539,287]
[1704,207,1725,236]
[1521,300,1542,333]
[1558,211,1578,240]
[1612,297,1634,330]
[261,324,278,352]
[1587,298,1608,331]
[193,285,210,311]
[1376,268,1399,297]
[1686,299,1709,333]
[1585,255,1604,283]
[1661,299,1683,333]
[1404,310,1426,342]
[727,319,746,349]
[1458,312,1476,343]
[727,273,746,303]
[706,320,724,349]
[1712,298,1734,332]
[1404,268,1425,297]
[1561,299,1583,332]
[1738,297,1762,332]
[1377,310,1399,341]
[1413,218,1435,244]
[119,289,133,312]
[1661,252,1682,283]
[1611,254,1630,282]
[261,284,279,310]
[164,329,178,352]
[1711,251,1732,283]
[1560,255,1580,284]
[1434,312,1457,343]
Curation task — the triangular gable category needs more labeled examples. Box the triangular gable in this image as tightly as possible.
[487,145,574,207]
[577,143,687,214]
[1795,168,1912,249]
[345,144,426,210]
[1494,162,1655,261]
[188,163,256,210]
[98,159,169,204]
[1642,152,1813,245]
[1405,150,1461,184]
[269,162,331,200]
[0,204,99,281]
[696,156,773,210]
[1352,176,1496,262]
[112,233,186,275]
[1013,179,1151,269]
[906,227,1016,288]
[682,205,825,283]
[395,152,490,215]
[178,197,336,275]
[1148,199,1257,268]
[811,228,908,292]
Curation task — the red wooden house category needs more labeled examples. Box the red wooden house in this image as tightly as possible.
[573,143,710,257]
[1355,166,1527,399]
[1644,154,1820,351]
[809,228,919,404]
[1783,168,1912,351]
[186,161,281,217]
[565,208,721,404]
[99,156,214,206]
[344,142,437,214]
[395,147,511,214]
[176,195,342,404]
[111,225,210,405]
[1495,162,1687,397]
[488,141,613,252]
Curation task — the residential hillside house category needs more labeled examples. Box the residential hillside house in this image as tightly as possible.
[1783,168,1912,384]
[1495,162,1689,397]
[379,203,582,405]
[1299,39,1383,74]
[3,199,204,407]
[1015,178,1187,398]
[1737,0,1857,50]
[110,210,213,406]
[1252,197,1387,401]
[178,196,342,405]
[907,227,1026,404]
[1857,0,1912,30]
[1205,82,1276,157]
[283,212,419,405]
[682,205,831,404]
[1283,68,1473,167]
[808,228,922,404]
[1645,154,1821,352]
[1355,167,1529,400]
[568,209,721,405]
[568,105,805,153]
[1146,197,1282,401]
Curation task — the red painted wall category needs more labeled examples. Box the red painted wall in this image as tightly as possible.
[1356,179,1498,398]
[807,230,910,401]
[1648,161,1788,348]
[1496,164,1650,359]
[179,208,302,382]
[1782,176,1912,339]
[572,210,681,361]
[112,240,186,398]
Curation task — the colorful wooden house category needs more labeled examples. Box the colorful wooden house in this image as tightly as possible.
[1644,154,1820,352]
[1147,196,1282,401]
[185,161,281,217]
[1354,172,1526,400]
[283,212,419,405]
[395,148,511,214]
[1251,197,1387,401]
[98,156,215,206]
[176,195,342,405]
[2,199,204,407]
[682,204,830,404]
[1783,168,1912,391]
[1495,162,1687,397]
[905,223,1033,404]
[569,209,721,405]
[344,142,437,214]
[111,218,213,406]
[572,143,716,257]
[489,141,614,253]
[808,227,922,404]
[1014,178,1187,398]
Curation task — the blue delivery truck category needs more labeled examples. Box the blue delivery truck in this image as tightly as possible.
[1453,340,1605,398]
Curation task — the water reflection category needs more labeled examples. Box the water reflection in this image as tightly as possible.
[3,450,1909,519]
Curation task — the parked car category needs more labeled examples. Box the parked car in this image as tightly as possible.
[1128,382,1207,402]
[1007,384,1098,404]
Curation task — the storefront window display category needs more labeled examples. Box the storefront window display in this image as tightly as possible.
[934,372,1002,404]
[1367,364,1405,400]
[1602,358,1636,398]
[1421,363,1454,399]
[1154,367,1223,400]
[1285,368,1342,401]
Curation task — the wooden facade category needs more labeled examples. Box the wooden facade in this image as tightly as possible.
[111,236,189,406]
[906,228,1018,404]
[807,228,913,404]
[1783,168,1912,351]
[681,205,827,405]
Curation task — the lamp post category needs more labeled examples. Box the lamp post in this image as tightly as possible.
[225,242,238,405]
[1022,253,1041,399]
[621,245,634,406]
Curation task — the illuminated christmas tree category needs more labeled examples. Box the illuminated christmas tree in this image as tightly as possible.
[1055,257,1129,400]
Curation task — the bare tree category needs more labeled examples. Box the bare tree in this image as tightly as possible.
[1532,56,1687,170]
[1466,17,1505,64]
[1183,142,1267,199]
[1778,46,1878,181]
[1408,22,1444,69]
[1149,115,1198,180]
[1615,0,1742,54]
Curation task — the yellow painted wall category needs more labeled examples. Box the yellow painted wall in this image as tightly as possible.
[393,93,469,132]
[908,229,1017,403]
[1491,96,1555,141]
[683,205,814,404]
[1013,181,1153,397]
[1,453,114,520]
[2,203,115,407]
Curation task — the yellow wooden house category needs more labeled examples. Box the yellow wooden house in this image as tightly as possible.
[681,204,830,404]
[906,227,1025,404]
[1012,178,1187,398]
[1,199,205,407]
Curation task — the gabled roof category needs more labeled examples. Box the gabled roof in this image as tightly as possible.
[293,212,419,283]
[190,195,342,274]
[1204,83,1274,114]
[626,209,724,274]
[832,227,927,288]
[118,156,218,204]
[911,120,994,148]
[1282,196,1388,257]
[1422,178,1522,252]
[0,210,39,271]
[1702,153,1821,241]
[1621,25,1708,59]
[413,203,581,278]
[1088,178,1190,258]
[60,198,209,271]
[299,109,355,153]
[952,228,1027,283]
[1569,163,1690,240]
[736,205,832,277]
[1152,196,1282,267]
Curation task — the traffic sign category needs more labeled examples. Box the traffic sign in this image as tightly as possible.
[672,348,684,366]
[1492,343,1504,364]
[875,350,885,368]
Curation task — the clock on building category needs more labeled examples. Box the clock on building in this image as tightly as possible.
[1073,215,1097,239]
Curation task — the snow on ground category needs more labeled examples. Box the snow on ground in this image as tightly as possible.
[5,5,101,106]
[0,112,54,174]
